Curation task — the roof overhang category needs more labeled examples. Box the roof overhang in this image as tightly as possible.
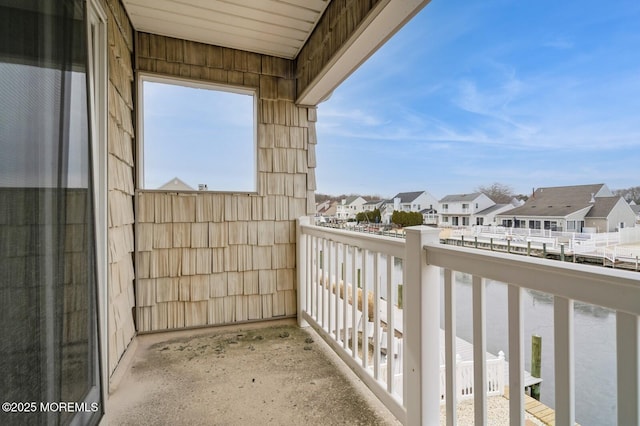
[121,0,331,60]
[297,0,430,105]
[121,0,430,106]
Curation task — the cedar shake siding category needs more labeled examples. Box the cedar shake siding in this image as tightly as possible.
[106,0,137,375]
[134,34,316,332]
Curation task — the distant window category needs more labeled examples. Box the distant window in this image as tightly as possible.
[138,74,256,191]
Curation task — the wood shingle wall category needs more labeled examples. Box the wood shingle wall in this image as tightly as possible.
[135,34,317,332]
[105,0,136,375]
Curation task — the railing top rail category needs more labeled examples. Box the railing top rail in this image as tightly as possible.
[300,223,405,258]
[424,242,640,316]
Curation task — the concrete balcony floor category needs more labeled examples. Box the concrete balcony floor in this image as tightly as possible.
[104,319,400,425]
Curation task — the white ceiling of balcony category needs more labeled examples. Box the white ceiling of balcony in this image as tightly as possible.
[121,0,331,59]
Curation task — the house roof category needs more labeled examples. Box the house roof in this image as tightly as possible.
[158,177,195,191]
[342,195,361,205]
[476,204,509,215]
[364,199,383,206]
[500,183,607,217]
[392,191,425,203]
[439,193,483,203]
[631,205,640,214]
[585,196,623,218]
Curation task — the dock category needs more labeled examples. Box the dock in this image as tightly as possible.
[504,386,581,426]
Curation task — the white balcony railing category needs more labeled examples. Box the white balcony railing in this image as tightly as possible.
[297,218,640,425]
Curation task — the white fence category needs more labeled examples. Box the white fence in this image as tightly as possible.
[440,353,505,404]
[297,218,640,425]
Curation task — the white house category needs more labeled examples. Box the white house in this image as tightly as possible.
[335,196,367,221]
[439,192,495,226]
[381,191,438,224]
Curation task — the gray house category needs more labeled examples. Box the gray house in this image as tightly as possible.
[496,183,636,232]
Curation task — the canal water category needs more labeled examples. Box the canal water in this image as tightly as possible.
[443,273,617,426]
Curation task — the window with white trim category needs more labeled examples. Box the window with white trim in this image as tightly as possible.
[138,74,257,192]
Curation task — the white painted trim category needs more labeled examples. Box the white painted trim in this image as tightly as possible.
[404,226,440,426]
[424,243,640,315]
[87,0,108,407]
[554,296,575,425]
[507,284,525,426]
[472,275,487,425]
[444,269,457,426]
[616,312,640,425]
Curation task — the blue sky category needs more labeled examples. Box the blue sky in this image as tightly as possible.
[143,80,255,190]
[315,0,640,199]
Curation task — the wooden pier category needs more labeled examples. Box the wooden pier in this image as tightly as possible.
[504,386,581,426]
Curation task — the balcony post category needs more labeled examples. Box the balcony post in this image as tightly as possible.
[404,226,441,426]
[297,216,312,328]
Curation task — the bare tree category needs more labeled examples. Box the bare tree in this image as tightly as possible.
[474,182,515,204]
[613,186,640,203]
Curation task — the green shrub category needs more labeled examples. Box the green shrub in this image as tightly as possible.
[391,210,423,227]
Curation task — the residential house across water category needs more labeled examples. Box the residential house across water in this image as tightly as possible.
[496,183,636,232]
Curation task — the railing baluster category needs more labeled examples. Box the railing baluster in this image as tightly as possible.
[554,296,574,426]
[617,311,639,425]
[362,249,369,370]
[373,252,380,380]
[306,232,312,321]
[321,238,327,329]
[314,236,319,321]
[334,242,340,341]
[387,254,394,394]
[352,246,358,359]
[444,268,457,426]
[343,244,348,349]
[472,275,487,426]
[508,284,524,426]
[328,239,333,337]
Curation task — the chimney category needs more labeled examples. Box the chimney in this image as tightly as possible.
[531,187,535,199]
[590,193,595,203]
[393,197,401,210]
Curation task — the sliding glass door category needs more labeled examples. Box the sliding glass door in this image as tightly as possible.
[0,1,102,424]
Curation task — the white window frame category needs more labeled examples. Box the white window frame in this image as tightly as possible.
[136,73,258,193]
[87,0,108,408]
